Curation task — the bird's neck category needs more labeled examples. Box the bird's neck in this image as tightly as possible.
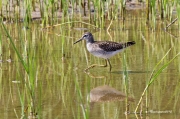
[86,38,95,44]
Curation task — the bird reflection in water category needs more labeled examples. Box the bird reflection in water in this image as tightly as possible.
[89,85,134,113]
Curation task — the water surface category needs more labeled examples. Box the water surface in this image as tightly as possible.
[1,16,180,119]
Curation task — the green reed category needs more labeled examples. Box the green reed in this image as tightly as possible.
[1,0,180,28]
[167,0,176,20]
[0,31,2,55]
[41,0,49,26]
[74,73,90,119]
[2,23,28,72]
[158,0,176,20]
[135,48,180,113]
[122,53,129,113]
[120,0,126,22]
[2,23,41,117]
[177,4,180,25]
[147,0,179,29]
[0,1,2,20]
[50,0,55,23]
[61,0,69,17]
[24,0,32,25]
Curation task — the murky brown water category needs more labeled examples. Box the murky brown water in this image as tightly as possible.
[1,16,180,119]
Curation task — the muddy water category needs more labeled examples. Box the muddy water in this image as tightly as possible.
[1,18,180,119]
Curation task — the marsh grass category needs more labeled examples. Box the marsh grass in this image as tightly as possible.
[74,76,90,119]
[1,5,180,118]
[0,31,2,55]
[135,48,180,113]
[1,0,180,28]
[122,53,129,113]
[24,0,32,25]
[2,23,41,117]
[2,23,29,73]
[176,4,180,26]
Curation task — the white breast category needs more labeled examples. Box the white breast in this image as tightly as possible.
[86,43,123,59]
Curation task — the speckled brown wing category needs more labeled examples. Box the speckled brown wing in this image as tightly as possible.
[97,41,135,52]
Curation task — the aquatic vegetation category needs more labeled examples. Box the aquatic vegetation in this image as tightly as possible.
[0,0,179,27]
[1,0,180,119]
[135,48,180,113]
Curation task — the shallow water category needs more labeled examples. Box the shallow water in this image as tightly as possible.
[1,16,180,119]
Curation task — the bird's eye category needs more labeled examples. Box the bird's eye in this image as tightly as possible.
[83,34,88,37]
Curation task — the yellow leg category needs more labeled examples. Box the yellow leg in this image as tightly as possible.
[107,59,112,72]
[84,59,108,71]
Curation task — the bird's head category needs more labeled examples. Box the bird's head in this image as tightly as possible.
[74,32,94,44]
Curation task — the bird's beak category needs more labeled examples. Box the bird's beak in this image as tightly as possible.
[74,37,83,44]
